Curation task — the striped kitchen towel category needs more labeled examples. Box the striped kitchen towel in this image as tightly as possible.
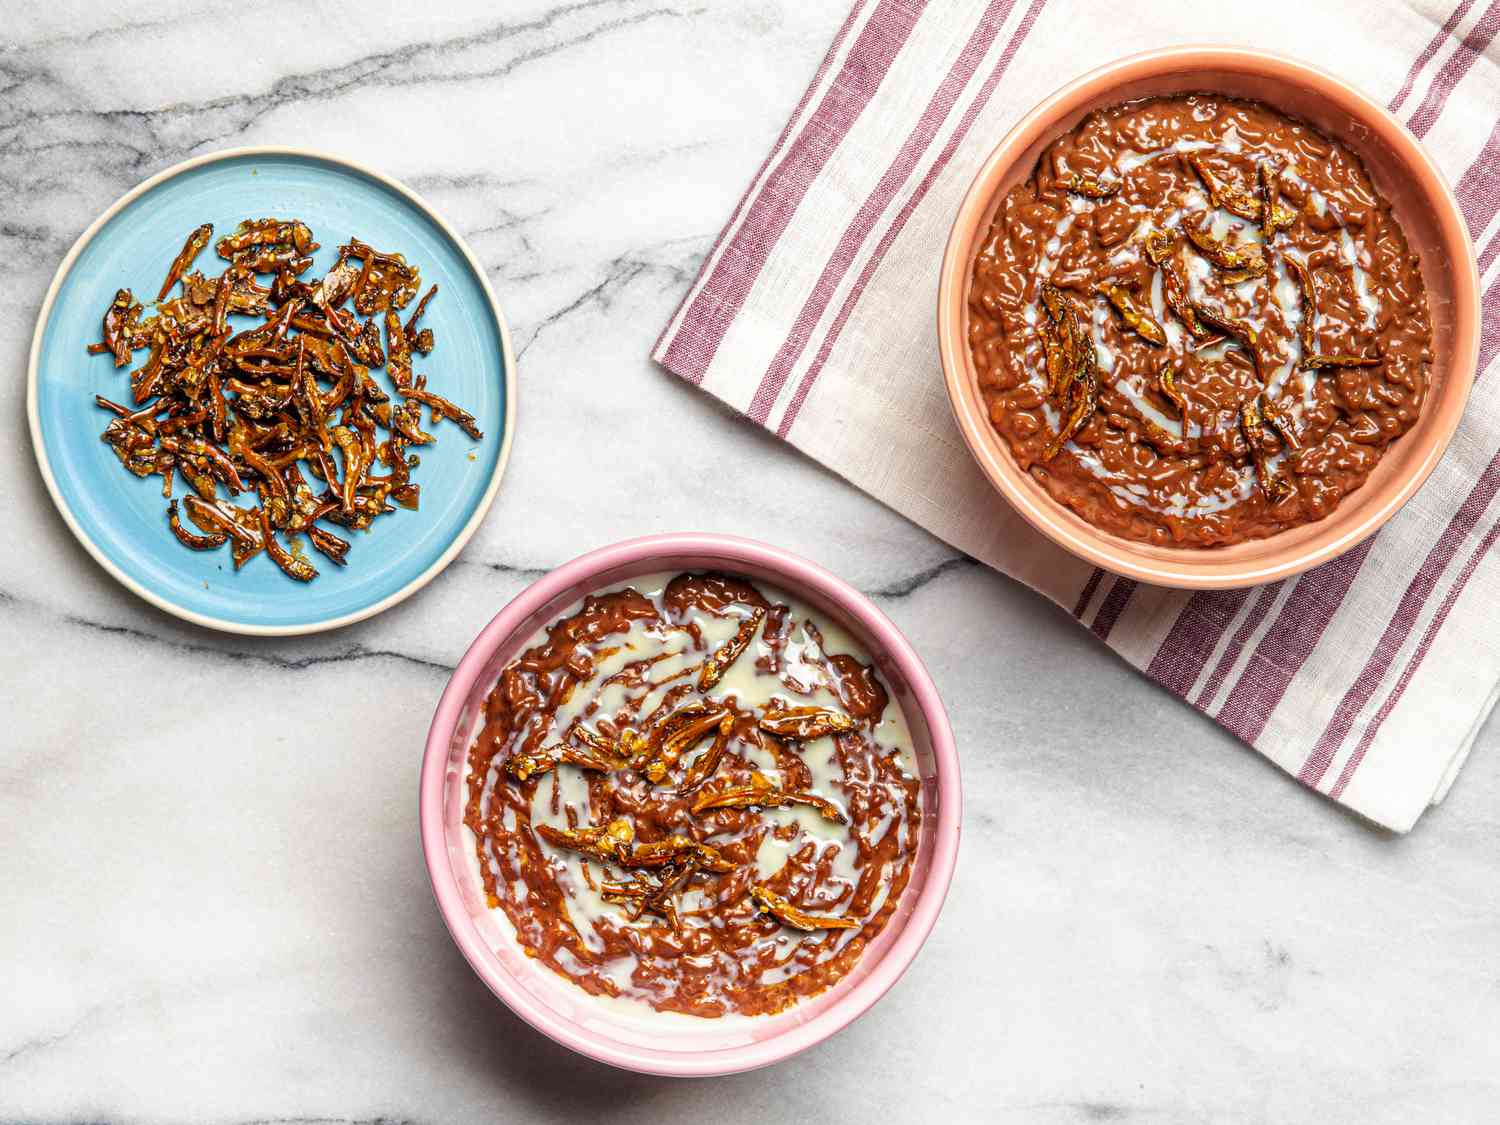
[654,0,1500,831]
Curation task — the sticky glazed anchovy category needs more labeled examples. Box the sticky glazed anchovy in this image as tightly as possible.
[84,218,483,581]
[464,572,922,1018]
[968,95,1433,546]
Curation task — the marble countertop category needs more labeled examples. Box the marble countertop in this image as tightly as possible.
[3,3,1497,1122]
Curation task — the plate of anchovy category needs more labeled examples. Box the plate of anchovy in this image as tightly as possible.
[27,147,516,635]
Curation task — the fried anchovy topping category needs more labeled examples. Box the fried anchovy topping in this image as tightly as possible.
[1261,396,1301,450]
[757,706,858,741]
[1285,253,1319,353]
[166,499,227,550]
[1190,302,1262,379]
[1241,397,1295,504]
[307,525,350,566]
[1043,343,1100,461]
[406,284,439,355]
[1145,230,1210,338]
[749,885,858,932]
[601,860,701,929]
[1061,172,1120,198]
[698,606,766,690]
[645,707,731,783]
[86,218,482,583]
[86,217,481,583]
[1098,281,1167,346]
[217,218,317,259]
[1258,162,1297,237]
[1301,351,1383,369]
[506,726,637,782]
[536,818,734,873]
[1158,363,1188,423]
[1035,281,1104,460]
[90,289,144,367]
[1039,282,1086,400]
[158,224,214,302]
[1185,221,1268,278]
[691,773,847,823]
[257,507,317,582]
[1187,155,1297,232]
[676,713,736,797]
[404,377,483,440]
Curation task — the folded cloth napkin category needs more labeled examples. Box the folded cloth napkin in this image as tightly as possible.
[654,0,1500,831]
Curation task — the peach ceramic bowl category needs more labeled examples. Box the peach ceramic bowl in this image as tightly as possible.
[420,534,959,1076]
[937,46,1480,589]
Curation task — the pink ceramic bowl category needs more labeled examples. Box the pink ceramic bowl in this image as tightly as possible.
[420,533,960,1076]
[938,46,1480,588]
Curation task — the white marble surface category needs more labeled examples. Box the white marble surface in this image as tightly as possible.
[3,3,1498,1122]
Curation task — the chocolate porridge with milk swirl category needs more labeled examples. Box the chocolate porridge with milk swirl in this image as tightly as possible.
[968,95,1433,546]
[464,572,921,1018]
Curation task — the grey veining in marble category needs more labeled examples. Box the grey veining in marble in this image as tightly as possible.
[2,3,1497,1123]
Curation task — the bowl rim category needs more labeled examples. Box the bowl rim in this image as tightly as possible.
[419,532,962,1076]
[937,44,1481,589]
[25,144,518,636]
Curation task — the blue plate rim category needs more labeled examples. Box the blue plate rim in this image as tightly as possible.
[26,145,518,637]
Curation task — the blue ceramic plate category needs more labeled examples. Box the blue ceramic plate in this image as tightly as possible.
[28,148,515,635]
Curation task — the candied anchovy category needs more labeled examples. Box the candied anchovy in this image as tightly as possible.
[1098,281,1167,346]
[182,495,258,546]
[158,435,247,494]
[1037,319,1066,395]
[691,773,847,824]
[504,746,560,782]
[345,239,421,314]
[1144,231,1209,338]
[406,284,438,354]
[1158,363,1188,421]
[1285,253,1319,353]
[1187,155,1295,232]
[1043,345,1100,461]
[1061,172,1120,198]
[506,727,634,781]
[1190,302,1262,382]
[331,425,368,515]
[536,818,734,873]
[676,713,736,797]
[258,508,318,582]
[1187,155,1259,220]
[94,289,143,367]
[88,216,483,584]
[307,525,351,566]
[1261,397,1301,450]
[601,860,700,928]
[391,401,433,445]
[749,885,858,932]
[1190,301,1256,345]
[1240,398,1294,504]
[1185,222,1267,278]
[1258,162,1297,237]
[757,706,857,741]
[698,606,766,690]
[158,224,213,301]
[637,702,718,770]
[645,707,730,784]
[404,378,483,441]
[1301,351,1383,369]
[166,499,226,550]
[217,218,317,259]
[1039,282,1086,400]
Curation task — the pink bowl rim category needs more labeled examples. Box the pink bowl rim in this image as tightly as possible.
[936,44,1482,589]
[419,532,962,1077]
